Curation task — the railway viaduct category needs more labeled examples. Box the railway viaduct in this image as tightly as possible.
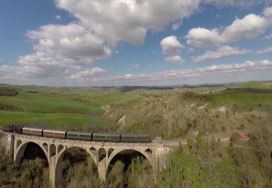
[2,133,180,188]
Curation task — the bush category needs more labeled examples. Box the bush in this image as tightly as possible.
[66,158,102,188]
[0,87,19,96]
[158,149,204,188]
[127,157,155,188]
[20,159,49,188]
[107,161,124,188]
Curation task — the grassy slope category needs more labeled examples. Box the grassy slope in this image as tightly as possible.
[0,92,102,114]
[177,88,272,109]
[0,87,134,130]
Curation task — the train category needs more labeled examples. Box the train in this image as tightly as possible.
[1,125,152,143]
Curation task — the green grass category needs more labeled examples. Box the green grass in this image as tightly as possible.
[0,92,102,114]
[0,86,131,130]
[171,88,272,110]
[0,111,111,130]
[65,89,139,106]
[207,88,272,109]
[235,81,272,89]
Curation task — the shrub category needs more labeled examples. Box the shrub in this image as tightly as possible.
[0,87,19,96]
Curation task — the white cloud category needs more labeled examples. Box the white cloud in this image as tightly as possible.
[22,23,112,66]
[187,10,272,48]
[222,14,268,41]
[161,36,184,64]
[203,0,258,7]
[14,23,112,83]
[264,7,272,17]
[172,20,183,31]
[164,56,184,64]
[70,67,106,80]
[160,36,183,54]
[0,63,106,85]
[55,15,61,20]
[186,27,223,48]
[0,58,3,64]
[94,60,272,85]
[204,0,272,8]
[1,59,272,86]
[257,46,272,54]
[193,46,250,62]
[56,0,200,46]
[265,33,272,40]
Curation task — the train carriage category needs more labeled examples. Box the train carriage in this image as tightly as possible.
[66,131,93,141]
[43,129,66,139]
[93,133,121,142]
[121,134,151,143]
[22,127,43,137]
[133,135,151,143]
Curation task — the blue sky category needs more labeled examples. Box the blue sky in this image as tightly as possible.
[0,0,272,86]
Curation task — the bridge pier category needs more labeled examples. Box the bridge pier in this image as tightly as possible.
[97,158,107,181]
[49,155,62,188]
[1,134,15,159]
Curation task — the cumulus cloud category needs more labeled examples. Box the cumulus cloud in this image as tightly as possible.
[164,56,184,64]
[160,36,183,54]
[186,9,272,48]
[186,28,223,48]
[264,7,272,17]
[6,0,201,84]
[222,14,268,41]
[257,46,272,54]
[161,35,184,64]
[56,0,200,46]
[12,23,113,84]
[193,46,250,63]
[21,24,112,66]
[70,67,107,80]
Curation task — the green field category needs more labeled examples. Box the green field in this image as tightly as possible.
[0,86,136,130]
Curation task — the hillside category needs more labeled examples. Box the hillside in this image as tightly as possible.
[104,85,272,139]
[0,81,271,139]
[0,86,134,131]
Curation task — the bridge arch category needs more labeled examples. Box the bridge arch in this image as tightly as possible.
[57,146,97,164]
[55,146,98,188]
[106,148,153,179]
[15,141,49,165]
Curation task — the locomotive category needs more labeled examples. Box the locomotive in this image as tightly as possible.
[2,125,151,143]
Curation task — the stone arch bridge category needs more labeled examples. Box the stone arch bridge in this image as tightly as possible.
[2,133,179,188]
